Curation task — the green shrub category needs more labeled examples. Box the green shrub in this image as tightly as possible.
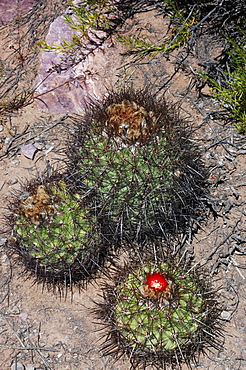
[200,30,246,133]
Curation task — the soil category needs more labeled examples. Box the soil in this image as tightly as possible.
[0,2,245,370]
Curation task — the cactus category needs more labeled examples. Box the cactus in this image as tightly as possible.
[68,88,206,242]
[8,176,109,289]
[94,243,223,369]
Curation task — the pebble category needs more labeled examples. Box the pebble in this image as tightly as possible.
[21,143,37,159]
[0,124,3,132]
[9,305,20,314]
[19,312,28,320]
[10,159,20,167]
[11,362,25,370]
[33,141,45,150]
[0,238,7,246]
[5,137,11,145]
[26,365,35,370]
[54,154,62,159]
[221,310,231,321]
[197,101,204,109]
[7,178,18,185]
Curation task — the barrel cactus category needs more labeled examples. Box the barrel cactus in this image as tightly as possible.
[68,88,206,242]
[94,244,223,369]
[7,176,110,290]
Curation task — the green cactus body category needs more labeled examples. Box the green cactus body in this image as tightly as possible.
[114,263,203,352]
[69,90,206,240]
[76,121,178,235]
[95,244,223,369]
[12,179,102,283]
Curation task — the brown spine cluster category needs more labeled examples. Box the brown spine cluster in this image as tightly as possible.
[105,100,157,143]
[14,185,54,224]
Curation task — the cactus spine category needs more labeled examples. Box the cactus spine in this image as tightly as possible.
[68,88,206,242]
[9,177,108,289]
[94,244,223,369]
[114,263,203,351]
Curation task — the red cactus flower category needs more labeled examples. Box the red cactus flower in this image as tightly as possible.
[144,272,168,291]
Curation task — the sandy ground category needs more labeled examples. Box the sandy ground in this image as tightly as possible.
[0,3,245,370]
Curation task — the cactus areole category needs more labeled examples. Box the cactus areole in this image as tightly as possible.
[144,272,168,291]
[108,262,208,353]
[8,177,109,288]
[68,88,207,241]
[95,248,224,370]
[95,253,223,368]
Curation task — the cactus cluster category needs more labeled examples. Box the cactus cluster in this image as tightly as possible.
[8,177,108,288]
[94,244,223,369]
[68,88,206,241]
[4,86,224,367]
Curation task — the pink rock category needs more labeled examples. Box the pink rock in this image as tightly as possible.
[34,13,126,114]
[21,143,37,159]
[34,16,80,113]
[0,0,34,24]
[19,312,28,321]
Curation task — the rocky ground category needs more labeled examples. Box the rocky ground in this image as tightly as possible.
[0,1,245,369]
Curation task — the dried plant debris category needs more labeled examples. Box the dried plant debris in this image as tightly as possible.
[0,238,11,305]
[132,0,246,56]
[5,175,114,291]
[94,242,224,370]
[67,87,207,242]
